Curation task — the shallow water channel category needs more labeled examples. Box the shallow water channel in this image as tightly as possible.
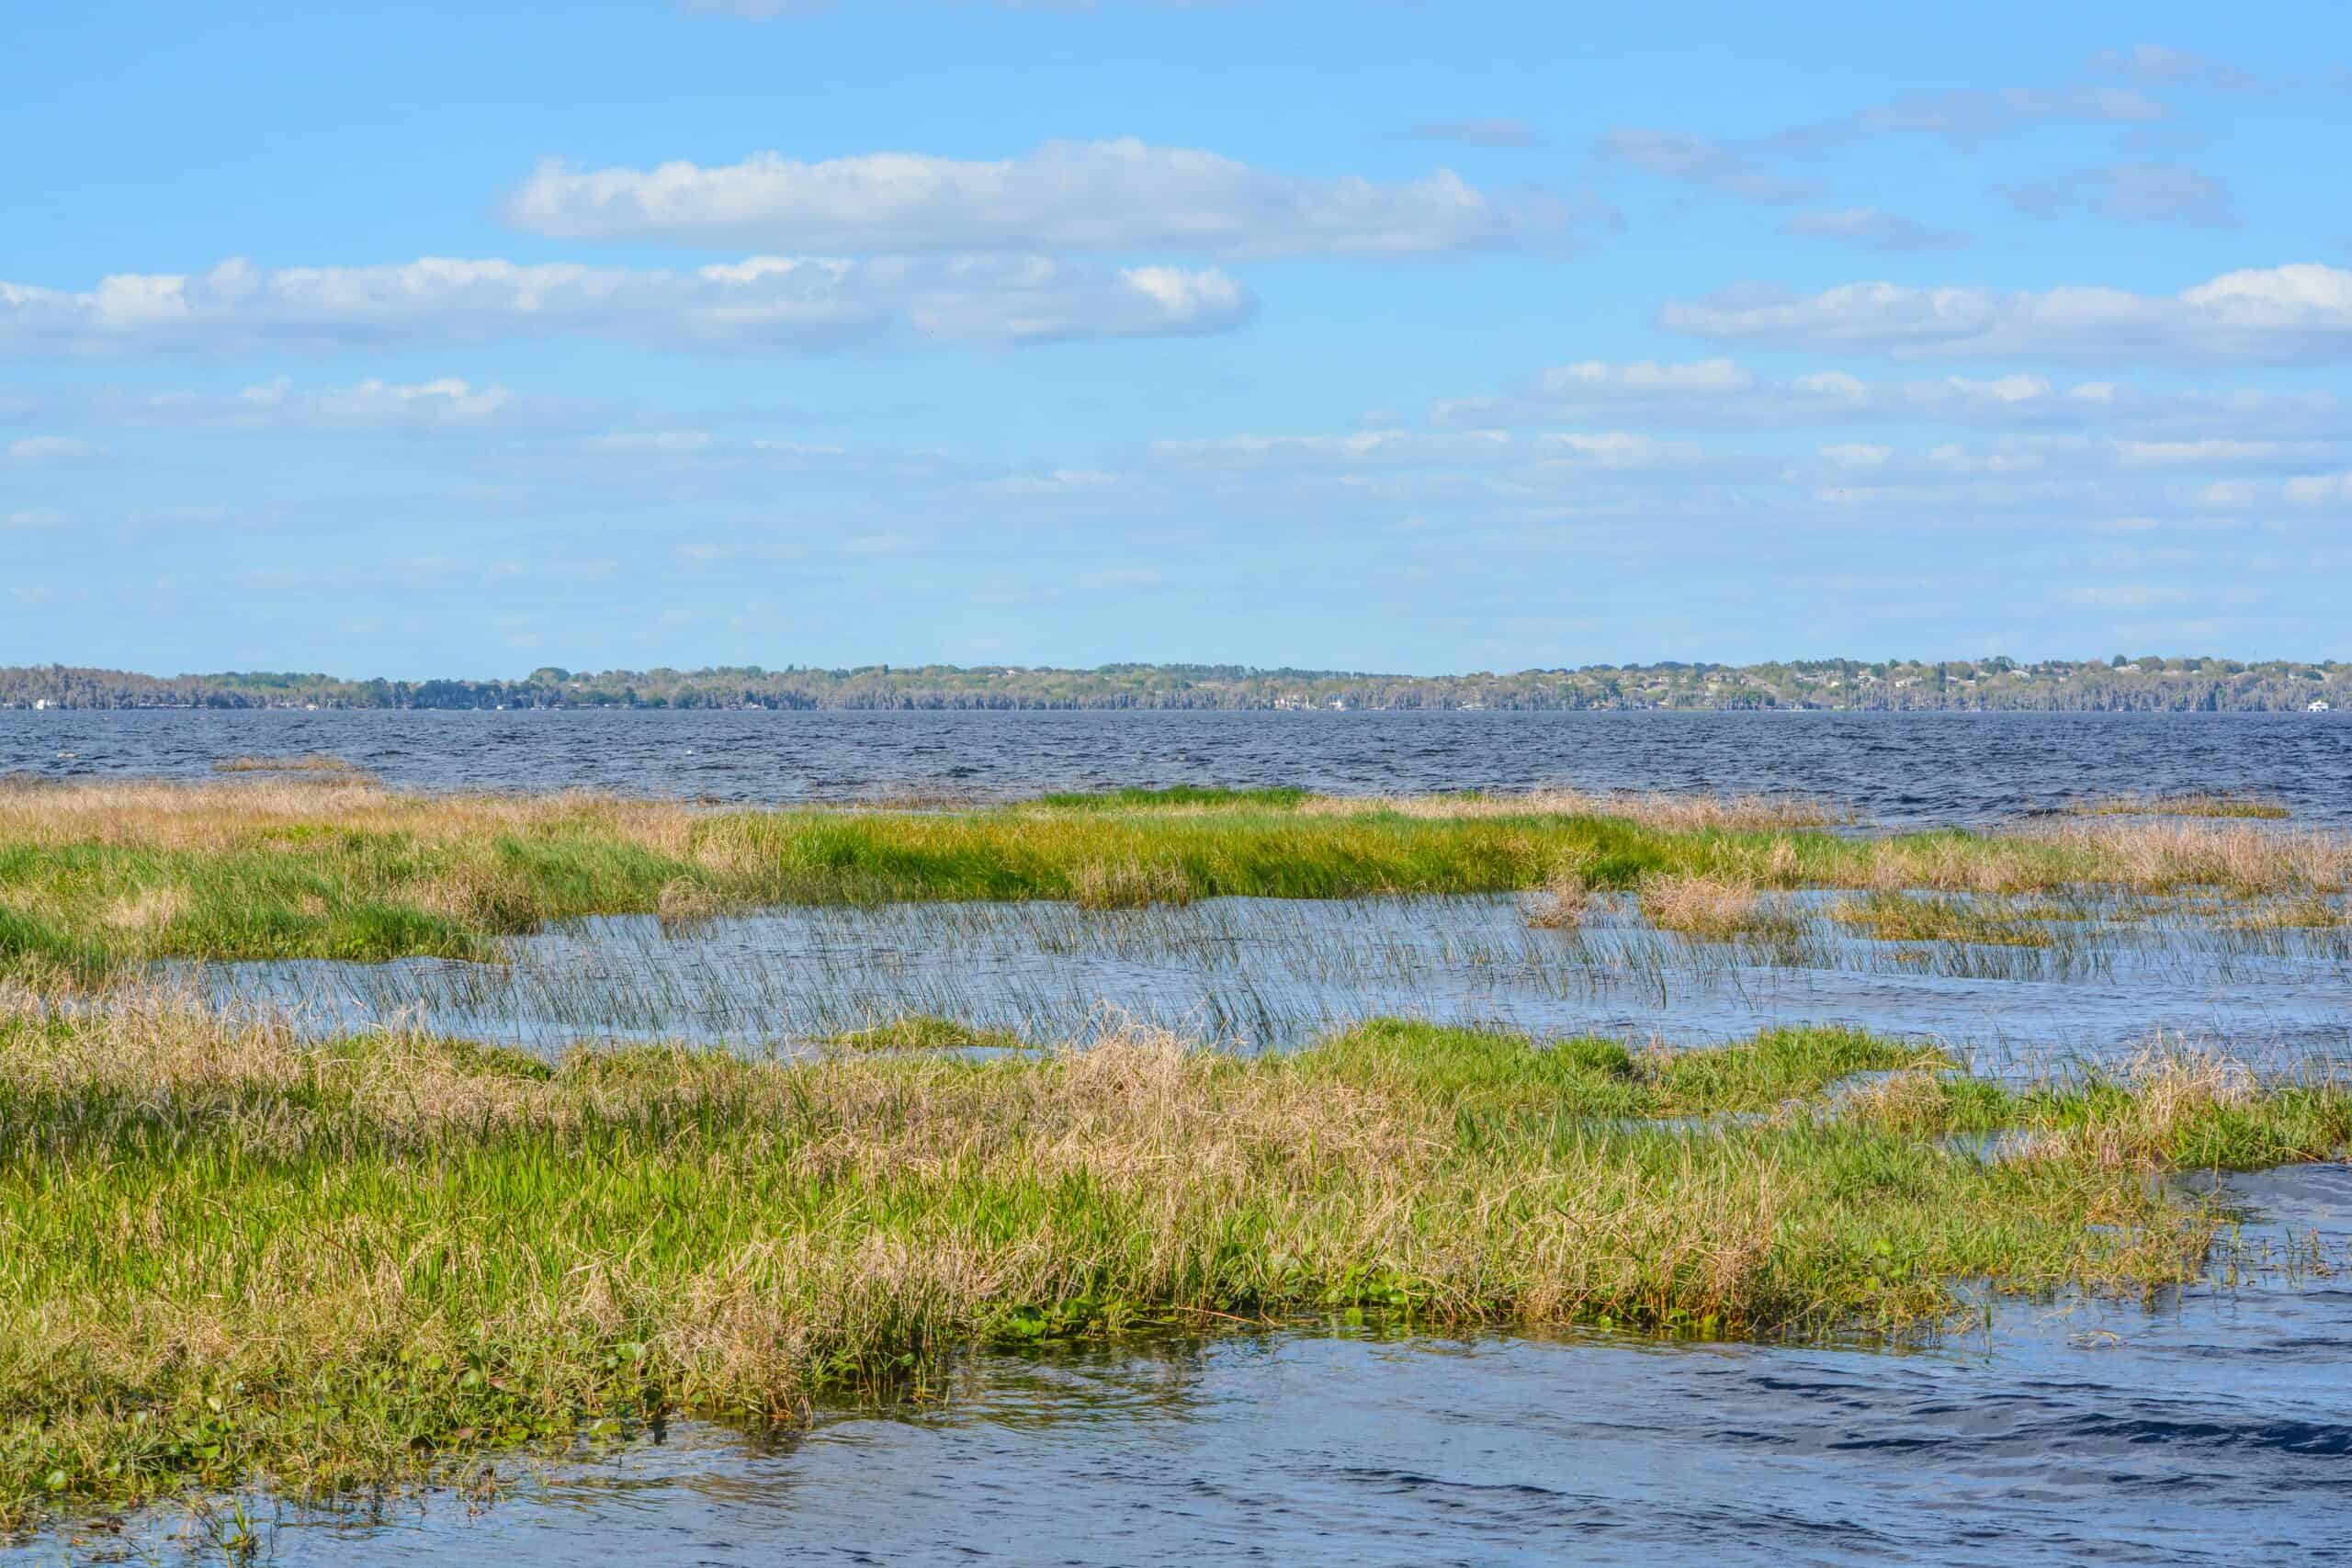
[194,891,2352,1075]
[26,1166,2352,1566]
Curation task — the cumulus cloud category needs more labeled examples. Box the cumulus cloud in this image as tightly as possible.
[2000,164,2235,228]
[1597,130,1818,203]
[0,254,1253,358]
[502,140,1586,257]
[1779,208,1972,253]
[1657,263,2352,367]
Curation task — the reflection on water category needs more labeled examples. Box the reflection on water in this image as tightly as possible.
[33,1168,2352,1568]
[198,892,2352,1072]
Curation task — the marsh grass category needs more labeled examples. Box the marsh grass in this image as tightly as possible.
[1830,892,2057,948]
[828,1013,1030,1052]
[209,755,369,776]
[1522,865,1591,930]
[3,989,2343,1531]
[2,780,2346,979]
[2070,793,2291,821]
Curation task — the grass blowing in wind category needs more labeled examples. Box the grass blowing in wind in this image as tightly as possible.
[3,982,2348,1529]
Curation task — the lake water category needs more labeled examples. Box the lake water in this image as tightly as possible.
[6,707,2352,825]
[200,891,2352,1076]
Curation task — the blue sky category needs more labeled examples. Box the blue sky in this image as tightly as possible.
[4,0,2349,676]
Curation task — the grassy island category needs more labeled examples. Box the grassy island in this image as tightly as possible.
[0,778,2344,981]
[2,990,2346,1529]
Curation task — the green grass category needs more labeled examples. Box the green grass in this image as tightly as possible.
[2,997,2344,1530]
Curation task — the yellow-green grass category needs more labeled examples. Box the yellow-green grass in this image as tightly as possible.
[1,779,2346,978]
[1829,892,2059,948]
[827,1013,1030,1051]
[3,993,2346,1529]
[2070,792,2291,820]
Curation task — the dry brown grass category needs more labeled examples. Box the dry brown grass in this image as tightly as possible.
[0,776,698,856]
[1069,858,1196,909]
[1523,865,1592,929]
[1638,872,1764,938]
[2027,819,2351,895]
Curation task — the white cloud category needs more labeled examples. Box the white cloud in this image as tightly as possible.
[1779,208,1971,253]
[3,434,97,464]
[2000,164,2234,228]
[502,140,1586,258]
[1144,427,1749,480]
[2282,472,2352,507]
[2090,45,2275,96]
[1430,355,2351,438]
[0,254,1253,359]
[1792,85,2174,149]
[1597,130,1817,203]
[4,507,65,528]
[1658,264,2352,366]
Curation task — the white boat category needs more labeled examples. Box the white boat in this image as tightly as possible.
[2311,700,2333,713]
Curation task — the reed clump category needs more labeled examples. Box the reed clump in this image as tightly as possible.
[1638,872,1767,939]
[1523,863,1592,929]
[0,991,2343,1529]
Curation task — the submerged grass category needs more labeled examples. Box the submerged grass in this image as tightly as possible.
[1,779,2347,977]
[3,987,2346,1530]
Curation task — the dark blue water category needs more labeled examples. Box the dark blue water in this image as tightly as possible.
[6,708,2351,825]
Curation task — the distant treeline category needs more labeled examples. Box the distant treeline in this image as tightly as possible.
[1,658,2345,714]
